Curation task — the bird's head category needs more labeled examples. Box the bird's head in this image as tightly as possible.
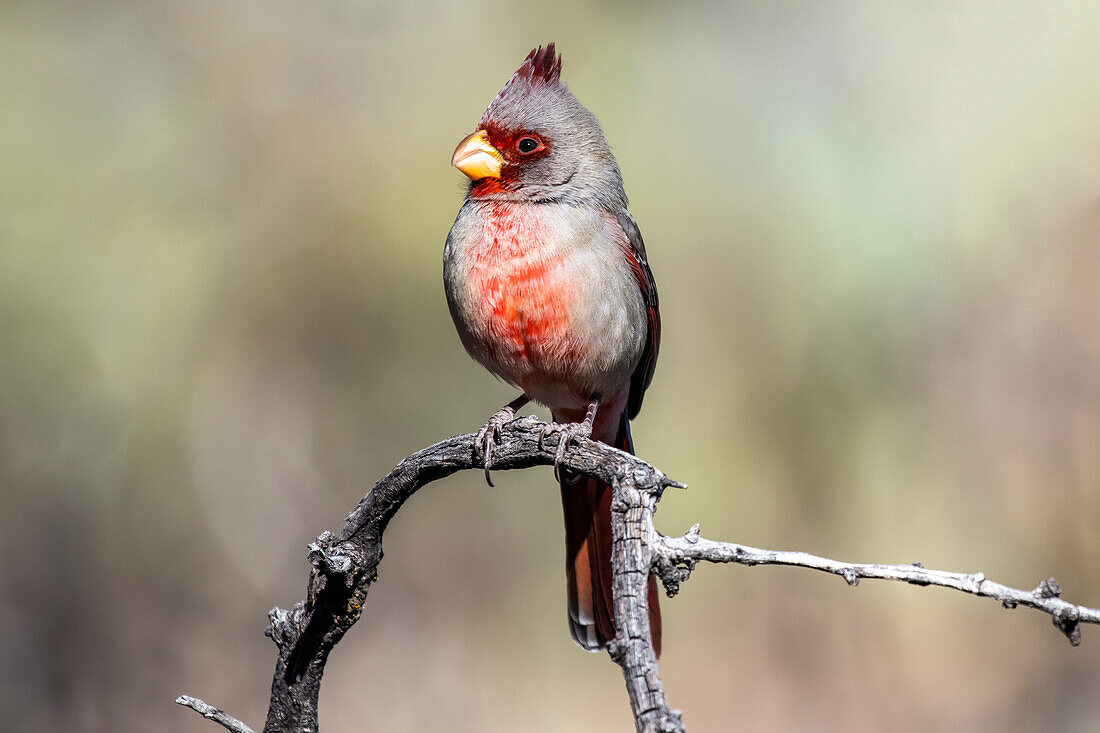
[451,44,627,211]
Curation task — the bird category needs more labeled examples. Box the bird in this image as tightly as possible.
[443,44,661,655]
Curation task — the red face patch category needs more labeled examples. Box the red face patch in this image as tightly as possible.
[467,124,552,198]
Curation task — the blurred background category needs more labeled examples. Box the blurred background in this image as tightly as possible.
[2,1,1099,731]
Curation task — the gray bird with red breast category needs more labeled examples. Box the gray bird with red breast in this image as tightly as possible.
[444,44,661,654]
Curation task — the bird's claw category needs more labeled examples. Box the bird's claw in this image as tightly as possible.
[539,420,593,481]
[475,407,517,486]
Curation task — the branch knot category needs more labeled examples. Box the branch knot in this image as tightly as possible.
[1037,577,1062,599]
[1053,606,1082,646]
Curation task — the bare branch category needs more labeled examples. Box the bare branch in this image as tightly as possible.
[653,531,1100,646]
[178,416,1098,732]
[175,695,255,733]
[607,470,683,733]
[216,416,679,733]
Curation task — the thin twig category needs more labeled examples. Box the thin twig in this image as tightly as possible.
[175,695,255,733]
[655,529,1100,645]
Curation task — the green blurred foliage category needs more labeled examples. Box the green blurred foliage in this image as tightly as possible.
[2,2,1099,731]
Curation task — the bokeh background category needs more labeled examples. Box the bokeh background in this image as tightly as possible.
[3,2,1100,731]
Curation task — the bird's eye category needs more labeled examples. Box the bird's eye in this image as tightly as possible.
[516,136,541,154]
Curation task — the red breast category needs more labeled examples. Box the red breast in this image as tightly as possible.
[466,203,576,370]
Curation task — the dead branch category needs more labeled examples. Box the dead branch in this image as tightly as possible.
[175,695,255,733]
[178,415,1100,733]
[654,532,1099,646]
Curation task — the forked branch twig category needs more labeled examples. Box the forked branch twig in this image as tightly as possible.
[178,416,1099,733]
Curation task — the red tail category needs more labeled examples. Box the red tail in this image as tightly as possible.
[558,407,662,655]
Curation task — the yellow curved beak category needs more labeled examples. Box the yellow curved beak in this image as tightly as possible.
[451,130,503,180]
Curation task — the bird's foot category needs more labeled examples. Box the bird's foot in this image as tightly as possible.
[475,395,529,486]
[539,400,599,480]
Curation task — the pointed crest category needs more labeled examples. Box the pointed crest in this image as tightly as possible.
[521,43,563,85]
[488,43,563,109]
[481,44,565,128]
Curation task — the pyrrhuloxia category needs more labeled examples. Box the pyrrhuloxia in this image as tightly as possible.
[444,44,661,654]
